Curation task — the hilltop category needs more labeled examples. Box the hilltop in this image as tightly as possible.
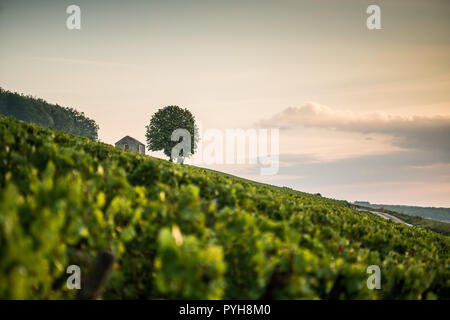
[0,115,448,299]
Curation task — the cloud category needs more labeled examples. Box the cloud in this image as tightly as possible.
[258,102,450,159]
[261,151,450,206]
[209,149,450,206]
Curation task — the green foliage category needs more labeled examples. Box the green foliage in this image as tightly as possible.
[145,105,198,160]
[154,227,226,299]
[0,87,99,140]
[0,115,449,299]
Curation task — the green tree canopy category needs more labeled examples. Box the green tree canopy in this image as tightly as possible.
[0,87,99,140]
[146,105,198,162]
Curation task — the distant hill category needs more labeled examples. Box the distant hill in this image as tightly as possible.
[0,87,99,140]
[354,201,450,223]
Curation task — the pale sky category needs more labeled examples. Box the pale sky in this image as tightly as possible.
[1,0,449,206]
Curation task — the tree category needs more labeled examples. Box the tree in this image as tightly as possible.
[146,105,199,163]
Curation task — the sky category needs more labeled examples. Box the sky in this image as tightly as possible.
[1,0,449,206]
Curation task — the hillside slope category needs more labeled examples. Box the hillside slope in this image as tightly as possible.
[0,115,448,299]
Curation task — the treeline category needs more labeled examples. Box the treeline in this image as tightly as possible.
[0,87,99,140]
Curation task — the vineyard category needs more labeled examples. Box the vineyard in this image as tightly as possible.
[0,115,448,299]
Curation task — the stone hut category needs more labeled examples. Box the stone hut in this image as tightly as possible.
[115,136,145,154]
